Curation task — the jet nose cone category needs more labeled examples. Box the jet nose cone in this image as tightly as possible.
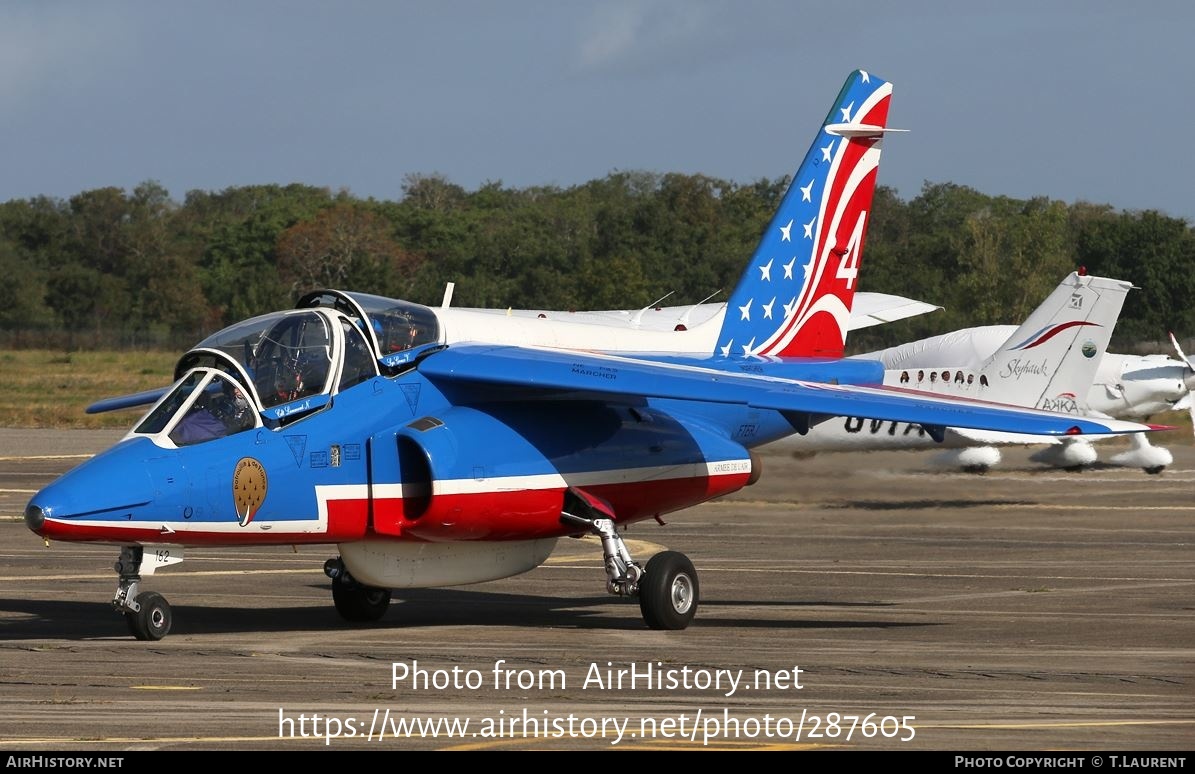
[26,438,159,537]
[24,503,45,531]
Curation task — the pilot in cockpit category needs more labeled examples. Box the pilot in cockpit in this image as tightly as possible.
[217,382,255,432]
[170,379,255,446]
[384,312,424,352]
[399,317,421,350]
[272,360,305,405]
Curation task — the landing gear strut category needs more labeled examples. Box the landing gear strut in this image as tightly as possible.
[113,546,174,641]
[324,558,391,622]
[561,489,699,630]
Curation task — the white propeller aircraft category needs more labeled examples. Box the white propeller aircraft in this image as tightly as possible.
[864,318,1193,474]
[766,269,1190,473]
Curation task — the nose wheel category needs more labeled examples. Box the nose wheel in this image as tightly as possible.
[125,591,173,641]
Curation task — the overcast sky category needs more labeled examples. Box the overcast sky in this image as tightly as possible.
[2,1,1192,222]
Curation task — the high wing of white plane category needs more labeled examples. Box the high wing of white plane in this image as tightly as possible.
[444,292,941,345]
[764,270,1183,472]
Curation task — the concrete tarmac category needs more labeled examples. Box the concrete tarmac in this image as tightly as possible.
[0,429,1191,751]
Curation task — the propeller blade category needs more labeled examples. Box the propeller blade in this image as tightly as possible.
[1168,331,1194,370]
[1171,332,1195,440]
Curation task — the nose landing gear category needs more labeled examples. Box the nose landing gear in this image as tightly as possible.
[113,545,182,641]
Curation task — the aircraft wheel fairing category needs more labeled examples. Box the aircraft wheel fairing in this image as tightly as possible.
[638,551,698,630]
[1109,433,1172,474]
[332,579,392,622]
[125,591,172,641]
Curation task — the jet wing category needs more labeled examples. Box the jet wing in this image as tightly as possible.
[86,387,171,414]
[949,427,1064,445]
[418,345,1160,437]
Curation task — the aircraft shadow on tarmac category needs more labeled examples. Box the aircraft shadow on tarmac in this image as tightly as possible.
[0,588,935,640]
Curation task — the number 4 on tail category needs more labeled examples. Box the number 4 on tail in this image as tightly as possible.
[834,211,868,290]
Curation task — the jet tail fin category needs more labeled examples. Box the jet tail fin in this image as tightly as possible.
[716,70,902,359]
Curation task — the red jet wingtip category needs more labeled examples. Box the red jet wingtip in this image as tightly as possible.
[1147,424,1178,431]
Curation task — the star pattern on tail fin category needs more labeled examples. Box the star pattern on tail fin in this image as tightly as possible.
[717,70,893,360]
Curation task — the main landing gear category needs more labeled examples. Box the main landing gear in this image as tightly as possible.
[323,558,392,622]
[113,546,178,641]
[561,489,699,630]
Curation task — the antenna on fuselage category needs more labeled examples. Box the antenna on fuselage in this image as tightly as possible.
[630,291,675,328]
[441,282,456,308]
[678,289,723,328]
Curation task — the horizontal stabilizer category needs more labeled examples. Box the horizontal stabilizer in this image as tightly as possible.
[824,123,909,137]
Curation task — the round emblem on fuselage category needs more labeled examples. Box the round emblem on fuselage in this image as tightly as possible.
[1081,340,1098,358]
[232,457,267,527]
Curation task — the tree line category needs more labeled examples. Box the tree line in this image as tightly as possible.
[1,173,1191,352]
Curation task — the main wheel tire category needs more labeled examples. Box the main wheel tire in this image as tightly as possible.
[332,580,391,622]
[638,551,699,630]
[125,591,173,641]
[1144,465,1165,475]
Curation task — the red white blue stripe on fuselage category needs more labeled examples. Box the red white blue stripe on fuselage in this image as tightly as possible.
[34,459,752,545]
